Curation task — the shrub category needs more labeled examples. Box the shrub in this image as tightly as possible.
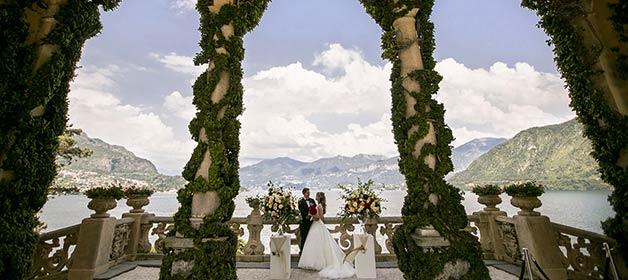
[504,181,545,197]
[84,184,125,200]
[471,184,503,196]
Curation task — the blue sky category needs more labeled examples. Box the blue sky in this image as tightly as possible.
[69,0,573,175]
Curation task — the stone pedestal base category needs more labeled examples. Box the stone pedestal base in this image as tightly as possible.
[513,215,567,280]
[68,217,117,280]
[411,226,450,250]
[354,234,376,279]
[270,235,291,279]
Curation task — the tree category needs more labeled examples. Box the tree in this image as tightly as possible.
[56,125,92,167]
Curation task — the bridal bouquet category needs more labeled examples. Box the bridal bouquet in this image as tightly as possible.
[338,179,384,224]
[259,182,301,230]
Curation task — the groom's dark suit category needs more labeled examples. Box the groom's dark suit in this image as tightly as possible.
[298,197,316,254]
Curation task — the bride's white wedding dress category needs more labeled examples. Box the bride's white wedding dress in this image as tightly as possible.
[298,208,355,278]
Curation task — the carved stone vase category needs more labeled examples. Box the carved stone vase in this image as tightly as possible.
[126,194,150,213]
[87,198,117,218]
[510,195,542,216]
[477,194,502,211]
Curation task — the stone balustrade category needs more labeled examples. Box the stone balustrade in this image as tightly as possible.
[31,194,627,280]
[140,215,403,262]
[29,224,80,279]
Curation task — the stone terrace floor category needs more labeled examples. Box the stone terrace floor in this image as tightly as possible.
[104,261,518,280]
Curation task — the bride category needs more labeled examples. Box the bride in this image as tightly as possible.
[298,192,355,278]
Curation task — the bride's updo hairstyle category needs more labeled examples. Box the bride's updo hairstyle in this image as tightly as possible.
[316,192,327,214]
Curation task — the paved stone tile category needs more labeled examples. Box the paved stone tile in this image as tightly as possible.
[111,266,517,280]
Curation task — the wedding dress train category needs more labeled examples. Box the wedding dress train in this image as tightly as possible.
[298,219,355,278]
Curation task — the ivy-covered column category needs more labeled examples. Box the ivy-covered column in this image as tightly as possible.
[159,0,270,279]
[0,1,119,279]
[359,1,489,279]
[522,0,628,263]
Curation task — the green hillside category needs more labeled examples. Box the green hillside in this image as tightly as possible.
[54,133,186,191]
[449,119,611,190]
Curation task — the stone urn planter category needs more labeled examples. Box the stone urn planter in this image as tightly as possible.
[87,198,118,218]
[510,195,542,216]
[126,194,150,213]
[477,194,502,211]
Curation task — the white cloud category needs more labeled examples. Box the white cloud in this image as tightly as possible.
[171,0,195,12]
[74,44,573,173]
[435,58,574,146]
[149,52,205,78]
[69,64,195,175]
[239,44,397,162]
[163,91,196,120]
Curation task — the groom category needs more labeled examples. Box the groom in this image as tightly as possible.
[298,187,316,255]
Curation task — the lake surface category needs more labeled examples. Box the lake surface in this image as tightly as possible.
[41,190,614,234]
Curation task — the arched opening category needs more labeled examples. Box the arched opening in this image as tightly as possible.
[2,0,627,279]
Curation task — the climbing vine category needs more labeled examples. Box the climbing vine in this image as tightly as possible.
[521,0,628,261]
[160,1,271,279]
[0,1,119,279]
[359,0,488,278]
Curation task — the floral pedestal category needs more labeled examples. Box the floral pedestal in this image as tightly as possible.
[126,195,150,213]
[87,198,117,218]
[354,234,376,279]
[477,194,502,211]
[270,235,290,279]
[510,195,542,216]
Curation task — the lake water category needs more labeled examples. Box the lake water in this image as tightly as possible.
[41,189,614,234]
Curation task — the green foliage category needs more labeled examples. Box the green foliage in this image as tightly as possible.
[522,0,628,261]
[504,181,545,197]
[84,184,125,200]
[358,0,489,278]
[56,125,92,167]
[471,184,503,196]
[160,1,271,279]
[0,1,119,278]
[245,194,261,209]
[449,119,612,191]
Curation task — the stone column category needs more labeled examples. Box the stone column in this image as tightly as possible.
[137,213,155,254]
[122,198,152,260]
[392,7,447,248]
[473,198,507,260]
[68,217,117,280]
[189,0,235,229]
[243,208,265,255]
[365,218,382,255]
[513,214,568,280]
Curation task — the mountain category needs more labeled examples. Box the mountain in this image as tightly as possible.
[239,139,507,189]
[54,133,186,191]
[448,119,611,190]
[451,137,507,173]
[240,154,404,189]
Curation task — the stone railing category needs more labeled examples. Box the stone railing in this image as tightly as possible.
[33,193,628,280]
[470,194,627,280]
[109,217,134,266]
[139,215,403,262]
[29,224,81,280]
[552,222,621,280]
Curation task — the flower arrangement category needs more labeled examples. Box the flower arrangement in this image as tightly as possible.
[339,179,384,223]
[471,184,503,196]
[123,184,154,198]
[504,181,545,197]
[259,182,301,226]
[84,184,125,200]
